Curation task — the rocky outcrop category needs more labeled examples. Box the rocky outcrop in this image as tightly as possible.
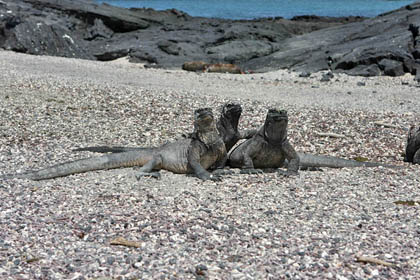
[1,0,420,77]
[244,4,420,76]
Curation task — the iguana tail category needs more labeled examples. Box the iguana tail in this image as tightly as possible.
[74,146,142,153]
[3,149,154,181]
[297,153,398,169]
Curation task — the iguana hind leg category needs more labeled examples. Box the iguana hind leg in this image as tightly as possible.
[280,140,299,176]
[135,155,163,180]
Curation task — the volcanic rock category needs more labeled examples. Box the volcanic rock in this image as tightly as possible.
[1,0,420,77]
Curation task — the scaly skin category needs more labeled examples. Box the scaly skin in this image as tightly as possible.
[228,109,300,176]
[228,109,398,176]
[216,103,257,152]
[1,108,226,181]
[74,103,257,154]
[404,125,420,164]
[293,153,397,169]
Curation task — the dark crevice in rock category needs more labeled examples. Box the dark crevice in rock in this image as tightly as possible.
[409,23,419,46]
[409,24,420,60]
[405,4,420,11]
[95,48,130,61]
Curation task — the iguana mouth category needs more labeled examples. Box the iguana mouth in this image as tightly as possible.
[264,109,288,145]
[267,108,288,121]
[224,103,242,115]
[194,108,217,133]
[195,108,214,121]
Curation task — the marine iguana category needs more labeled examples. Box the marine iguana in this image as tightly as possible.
[1,108,226,181]
[404,125,420,164]
[217,103,257,152]
[74,103,257,154]
[228,108,397,175]
[228,108,300,176]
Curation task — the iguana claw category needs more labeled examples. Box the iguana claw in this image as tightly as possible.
[240,168,263,174]
[277,169,298,177]
[198,173,222,181]
[136,171,161,180]
[212,168,234,176]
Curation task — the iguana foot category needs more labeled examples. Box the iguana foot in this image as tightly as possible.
[277,169,298,177]
[209,174,222,182]
[240,168,263,174]
[212,168,234,176]
[136,172,161,180]
[196,172,222,182]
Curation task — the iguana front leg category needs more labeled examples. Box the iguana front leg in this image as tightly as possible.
[279,140,300,176]
[188,141,221,181]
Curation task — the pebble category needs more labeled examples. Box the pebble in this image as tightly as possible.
[0,50,419,279]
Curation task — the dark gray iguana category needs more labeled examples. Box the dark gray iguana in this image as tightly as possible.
[216,102,257,152]
[1,108,226,181]
[74,103,257,154]
[404,125,420,164]
[228,108,300,176]
[228,108,398,176]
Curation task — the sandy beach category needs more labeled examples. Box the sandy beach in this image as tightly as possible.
[0,50,419,279]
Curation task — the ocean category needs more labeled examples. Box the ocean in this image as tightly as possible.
[96,0,416,19]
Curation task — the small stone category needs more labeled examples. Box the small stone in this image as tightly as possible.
[299,71,311,78]
[371,269,379,276]
[218,262,226,269]
[320,71,334,82]
[66,264,75,272]
[132,262,142,269]
[106,256,115,265]
[195,264,208,278]
[195,264,208,273]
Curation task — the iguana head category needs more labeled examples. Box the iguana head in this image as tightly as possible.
[263,108,288,145]
[194,107,216,132]
[220,102,242,129]
[193,107,223,147]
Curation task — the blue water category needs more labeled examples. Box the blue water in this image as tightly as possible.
[96,0,416,19]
